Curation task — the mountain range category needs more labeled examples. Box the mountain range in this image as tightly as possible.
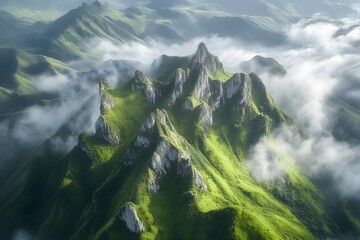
[1,42,360,240]
[0,1,360,240]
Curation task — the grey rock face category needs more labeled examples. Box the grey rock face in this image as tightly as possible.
[193,169,207,191]
[223,73,242,100]
[180,65,211,112]
[225,74,252,108]
[148,171,160,193]
[120,203,145,233]
[95,116,120,145]
[131,70,157,103]
[124,134,151,166]
[210,80,223,110]
[151,139,180,175]
[150,140,200,192]
[191,42,224,76]
[140,113,156,132]
[100,95,115,115]
[170,68,188,106]
[199,103,213,128]
[123,108,207,193]
[99,81,115,114]
[209,73,252,110]
[186,68,191,78]
[192,66,211,100]
[183,98,195,111]
[177,156,192,177]
[134,136,150,148]
[125,110,175,166]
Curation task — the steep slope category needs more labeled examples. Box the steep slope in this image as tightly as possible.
[1,43,359,240]
[2,0,357,62]
[27,0,288,61]
[36,1,144,60]
[0,8,59,47]
[0,10,27,45]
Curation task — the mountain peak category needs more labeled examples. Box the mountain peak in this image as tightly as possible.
[81,2,90,8]
[190,42,225,79]
[193,42,210,64]
[92,0,103,9]
[79,1,103,12]
[197,42,208,51]
[131,70,157,103]
[134,70,146,81]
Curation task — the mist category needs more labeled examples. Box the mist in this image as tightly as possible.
[11,229,32,240]
[0,70,100,175]
[89,15,360,199]
[245,17,360,199]
[0,8,359,203]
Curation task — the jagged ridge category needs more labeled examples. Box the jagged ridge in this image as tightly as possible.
[1,43,358,240]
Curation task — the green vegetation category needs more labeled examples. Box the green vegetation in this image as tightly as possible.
[0,36,359,240]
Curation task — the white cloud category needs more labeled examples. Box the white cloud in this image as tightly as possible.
[244,17,360,199]
[2,14,360,200]
[247,137,284,182]
[12,229,32,240]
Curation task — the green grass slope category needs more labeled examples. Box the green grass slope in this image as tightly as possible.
[37,2,145,60]
[0,43,359,240]
[26,0,288,61]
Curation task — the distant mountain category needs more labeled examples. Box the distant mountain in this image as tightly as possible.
[35,1,142,60]
[0,0,140,11]
[239,55,287,76]
[0,10,25,44]
[9,0,355,61]
[0,48,72,113]
[25,0,289,60]
[0,8,60,47]
[3,0,355,16]
[1,43,359,240]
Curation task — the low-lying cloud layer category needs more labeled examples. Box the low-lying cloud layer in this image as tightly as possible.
[0,71,100,173]
[0,13,359,201]
[90,15,360,199]
[246,17,360,199]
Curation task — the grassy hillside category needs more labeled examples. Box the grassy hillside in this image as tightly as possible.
[1,43,358,240]
[24,0,287,61]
